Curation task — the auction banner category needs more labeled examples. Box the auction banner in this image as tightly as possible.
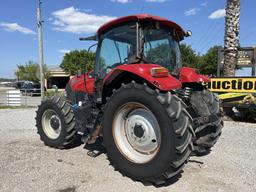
[208,77,256,93]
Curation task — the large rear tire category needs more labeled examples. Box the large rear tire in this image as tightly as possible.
[36,95,77,149]
[190,89,223,155]
[102,82,194,185]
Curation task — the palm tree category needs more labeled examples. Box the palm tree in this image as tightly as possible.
[223,0,240,77]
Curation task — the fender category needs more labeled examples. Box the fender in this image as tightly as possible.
[68,73,94,95]
[179,67,210,83]
[104,64,181,91]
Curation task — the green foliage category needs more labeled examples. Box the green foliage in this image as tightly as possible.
[43,90,64,98]
[0,106,36,109]
[198,46,220,76]
[145,43,176,71]
[58,45,219,76]
[15,61,48,82]
[60,50,96,75]
[146,44,170,62]
[180,44,220,75]
[180,43,200,68]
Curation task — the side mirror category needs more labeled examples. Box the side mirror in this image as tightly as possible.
[77,69,82,78]
[185,30,192,37]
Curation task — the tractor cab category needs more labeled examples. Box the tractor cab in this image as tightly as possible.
[77,14,201,101]
[95,15,184,78]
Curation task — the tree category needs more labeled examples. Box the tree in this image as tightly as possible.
[60,50,96,75]
[180,43,200,68]
[143,42,219,75]
[145,44,176,71]
[199,46,220,76]
[145,43,200,70]
[180,44,220,75]
[223,0,240,76]
[58,45,219,76]
[15,61,48,82]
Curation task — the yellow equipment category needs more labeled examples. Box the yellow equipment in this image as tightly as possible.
[210,47,256,121]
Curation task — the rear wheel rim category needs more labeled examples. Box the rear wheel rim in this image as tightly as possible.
[112,102,161,164]
[42,109,61,139]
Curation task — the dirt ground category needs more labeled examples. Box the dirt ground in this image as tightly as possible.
[0,108,255,192]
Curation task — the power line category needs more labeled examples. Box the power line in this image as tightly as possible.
[197,19,223,52]
[196,0,226,52]
[201,19,224,51]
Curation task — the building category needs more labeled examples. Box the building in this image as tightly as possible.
[46,66,70,90]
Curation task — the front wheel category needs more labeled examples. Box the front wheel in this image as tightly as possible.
[36,95,77,149]
[102,82,194,185]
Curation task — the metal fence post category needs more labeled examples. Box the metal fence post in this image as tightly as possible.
[7,91,9,106]
[25,89,27,107]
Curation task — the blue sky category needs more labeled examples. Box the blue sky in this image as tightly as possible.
[0,0,255,78]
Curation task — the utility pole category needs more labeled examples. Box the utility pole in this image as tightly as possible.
[37,0,45,99]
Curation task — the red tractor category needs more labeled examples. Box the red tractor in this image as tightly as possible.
[36,14,223,185]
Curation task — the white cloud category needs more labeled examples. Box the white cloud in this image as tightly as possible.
[0,22,36,35]
[57,49,71,54]
[184,8,200,16]
[208,9,226,19]
[145,0,167,2]
[200,2,208,7]
[111,0,131,3]
[51,7,116,34]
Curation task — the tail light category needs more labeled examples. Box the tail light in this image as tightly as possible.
[151,67,169,78]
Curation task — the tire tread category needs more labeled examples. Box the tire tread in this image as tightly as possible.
[103,82,194,185]
[36,95,76,149]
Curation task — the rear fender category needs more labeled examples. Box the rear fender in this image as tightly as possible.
[103,64,181,91]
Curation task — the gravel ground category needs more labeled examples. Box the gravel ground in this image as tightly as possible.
[0,108,256,192]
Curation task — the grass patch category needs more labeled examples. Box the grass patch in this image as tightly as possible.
[0,105,36,109]
[43,90,65,98]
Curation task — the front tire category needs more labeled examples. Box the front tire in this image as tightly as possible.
[102,82,194,185]
[36,95,77,149]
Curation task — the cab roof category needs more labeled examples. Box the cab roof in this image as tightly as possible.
[97,14,186,38]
